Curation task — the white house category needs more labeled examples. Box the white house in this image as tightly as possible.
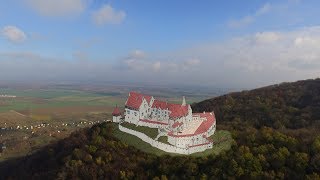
[113,91,217,154]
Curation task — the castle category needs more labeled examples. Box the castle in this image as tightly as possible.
[112,91,216,154]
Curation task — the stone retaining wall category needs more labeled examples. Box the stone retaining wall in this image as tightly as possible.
[118,124,212,155]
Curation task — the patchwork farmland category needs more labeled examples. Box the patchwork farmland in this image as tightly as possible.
[0,86,220,161]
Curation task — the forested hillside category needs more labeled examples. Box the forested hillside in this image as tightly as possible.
[1,79,320,179]
[1,122,320,179]
[192,78,320,129]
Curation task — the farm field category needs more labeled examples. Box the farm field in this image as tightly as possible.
[0,86,214,127]
[0,87,212,113]
[0,88,124,161]
[0,88,127,113]
[0,85,221,161]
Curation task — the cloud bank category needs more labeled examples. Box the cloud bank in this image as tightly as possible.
[1,26,320,88]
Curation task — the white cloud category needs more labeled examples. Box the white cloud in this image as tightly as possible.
[118,50,202,73]
[294,36,320,46]
[228,3,271,28]
[25,0,86,17]
[255,32,280,43]
[120,50,148,71]
[184,58,200,66]
[130,50,146,59]
[152,62,161,72]
[102,26,320,87]
[169,26,320,87]
[1,26,27,43]
[92,4,126,25]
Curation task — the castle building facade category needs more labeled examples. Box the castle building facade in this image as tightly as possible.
[113,91,216,153]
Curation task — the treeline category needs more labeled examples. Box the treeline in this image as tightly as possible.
[192,78,320,129]
[0,122,320,179]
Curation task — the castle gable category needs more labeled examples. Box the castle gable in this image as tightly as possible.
[125,91,152,110]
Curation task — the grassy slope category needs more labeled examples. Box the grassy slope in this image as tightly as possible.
[121,122,159,139]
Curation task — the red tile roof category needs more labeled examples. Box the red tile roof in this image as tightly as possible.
[151,99,168,109]
[125,92,152,109]
[144,95,152,104]
[112,106,121,116]
[168,112,216,137]
[172,121,183,128]
[152,99,189,118]
[168,104,189,118]
[125,92,189,118]
[193,112,215,135]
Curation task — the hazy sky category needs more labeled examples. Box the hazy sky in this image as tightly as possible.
[0,0,320,88]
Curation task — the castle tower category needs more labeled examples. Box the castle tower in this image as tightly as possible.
[182,96,186,106]
[112,105,122,123]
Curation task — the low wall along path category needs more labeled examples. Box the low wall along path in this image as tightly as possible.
[118,124,212,155]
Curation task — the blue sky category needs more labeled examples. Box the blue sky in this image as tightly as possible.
[0,0,320,88]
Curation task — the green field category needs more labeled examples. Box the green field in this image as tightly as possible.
[112,123,233,157]
[0,88,207,114]
[0,88,126,113]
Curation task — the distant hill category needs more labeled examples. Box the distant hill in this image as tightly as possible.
[192,78,320,129]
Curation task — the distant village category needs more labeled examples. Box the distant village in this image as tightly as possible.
[0,119,111,156]
[0,95,16,98]
[0,119,109,134]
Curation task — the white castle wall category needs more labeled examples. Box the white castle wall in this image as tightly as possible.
[188,143,212,153]
[137,120,168,129]
[118,124,212,155]
[151,108,170,121]
[208,123,216,137]
[139,99,150,119]
[167,132,207,148]
[113,116,121,123]
[124,109,139,124]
